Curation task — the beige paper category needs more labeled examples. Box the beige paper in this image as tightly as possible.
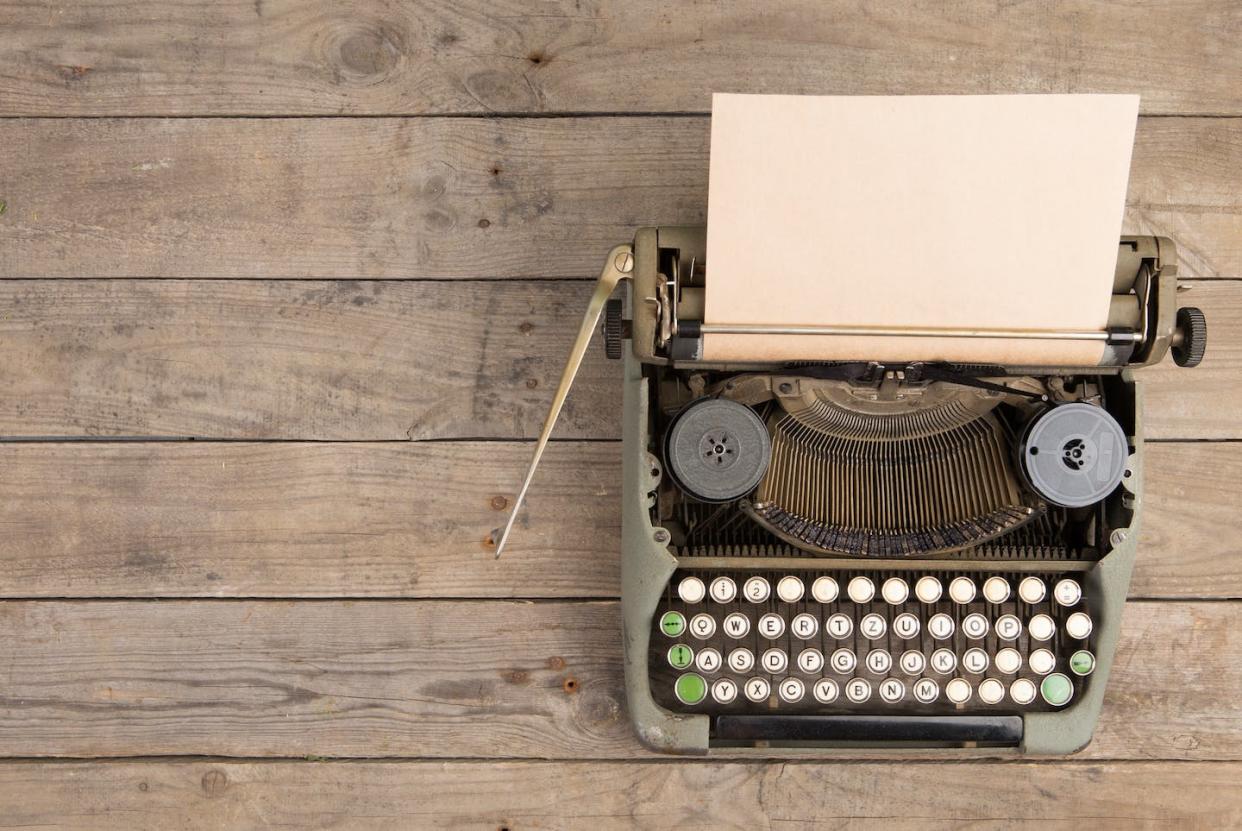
[703,93,1139,365]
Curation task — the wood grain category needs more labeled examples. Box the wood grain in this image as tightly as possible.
[0,759,1237,829]
[0,440,1232,600]
[0,279,1234,441]
[1,1,1240,116]
[2,117,1239,279]
[0,599,1234,760]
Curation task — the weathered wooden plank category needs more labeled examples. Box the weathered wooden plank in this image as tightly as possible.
[2,117,1239,279]
[0,279,1233,441]
[0,441,1231,600]
[2,1,1240,116]
[0,599,1233,759]
[0,759,1238,829]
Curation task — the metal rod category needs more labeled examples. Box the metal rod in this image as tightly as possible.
[697,322,1139,342]
[492,245,634,559]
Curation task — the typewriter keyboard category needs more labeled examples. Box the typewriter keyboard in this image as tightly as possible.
[650,569,1096,715]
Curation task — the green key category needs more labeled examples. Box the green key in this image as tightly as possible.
[668,644,694,670]
[1069,650,1096,676]
[1040,672,1074,707]
[660,611,686,637]
[675,673,707,705]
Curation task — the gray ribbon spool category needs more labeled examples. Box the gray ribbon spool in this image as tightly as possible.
[1021,402,1129,508]
[666,398,772,503]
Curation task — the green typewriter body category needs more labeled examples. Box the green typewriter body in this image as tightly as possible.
[500,225,1205,755]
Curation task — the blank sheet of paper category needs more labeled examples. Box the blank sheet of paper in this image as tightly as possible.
[703,93,1139,365]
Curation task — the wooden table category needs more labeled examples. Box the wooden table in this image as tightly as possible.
[0,2,1239,826]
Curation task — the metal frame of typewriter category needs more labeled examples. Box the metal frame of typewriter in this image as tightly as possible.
[610,226,1194,756]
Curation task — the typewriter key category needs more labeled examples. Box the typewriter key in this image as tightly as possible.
[790,613,818,640]
[978,678,1005,705]
[962,648,989,674]
[695,648,721,673]
[777,575,805,603]
[1065,612,1093,640]
[881,577,909,605]
[728,648,755,673]
[1029,648,1056,675]
[847,576,876,604]
[945,678,973,704]
[928,613,955,640]
[915,576,943,603]
[797,648,824,673]
[665,398,771,502]
[813,679,840,704]
[712,678,738,704]
[689,613,716,639]
[893,613,920,639]
[900,650,926,675]
[983,576,1011,604]
[745,677,771,703]
[845,678,872,703]
[1018,576,1047,604]
[995,648,1023,675]
[762,648,788,673]
[1010,678,1038,705]
[668,644,694,670]
[743,576,771,603]
[831,648,857,674]
[1054,579,1083,607]
[659,611,686,637]
[860,613,887,640]
[675,674,707,705]
[811,576,839,603]
[779,678,805,703]
[949,576,977,604]
[962,613,990,640]
[866,649,892,674]
[879,678,905,703]
[1040,673,1074,707]
[1028,614,1056,641]
[709,576,737,603]
[678,576,706,604]
[1070,650,1096,676]
[913,678,939,703]
[826,614,853,639]
[758,613,785,639]
[722,612,750,639]
[995,614,1023,641]
[930,649,957,675]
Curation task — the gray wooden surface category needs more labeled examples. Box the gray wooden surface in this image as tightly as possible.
[1,1,1239,827]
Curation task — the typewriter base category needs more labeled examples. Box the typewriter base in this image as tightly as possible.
[620,348,1141,756]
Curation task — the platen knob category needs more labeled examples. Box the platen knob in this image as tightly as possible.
[1172,306,1207,368]
[603,298,624,360]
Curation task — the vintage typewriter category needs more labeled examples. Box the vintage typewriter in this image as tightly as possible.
[497,226,1205,754]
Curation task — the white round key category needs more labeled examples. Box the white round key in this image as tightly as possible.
[915,576,943,603]
[978,677,1005,704]
[711,678,738,704]
[761,648,788,674]
[777,575,805,603]
[826,613,854,639]
[743,576,771,603]
[945,677,972,704]
[758,613,785,639]
[779,677,805,703]
[882,577,909,605]
[995,647,1023,674]
[962,613,990,640]
[913,677,939,703]
[722,612,750,639]
[962,648,989,674]
[995,614,1023,641]
[900,650,926,676]
[1028,614,1056,641]
[982,576,1011,604]
[1066,612,1093,640]
[848,576,876,603]
[813,678,839,704]
[1029,648,1056,675]
[1054,578,1083,607]
[930,648,957,675]
[709,576,737,603]
[949,576,976,604]
[695,647,722,673]
[678,576,706,604]
[893,613,920,639]
[744,676,771,703]
[727,648,754,673]
[811,576,839,603]
[1010,677,1038,705]
[689,613,716,640]
[879,678,905,703]
[1018,576,1047,605]
[845,678,872,703]
[860,613,887,640]
[790,613,818,640]
[928,613,955,640]
[798,648,824,673]
[866,649,892,674]
[830,648,857,674]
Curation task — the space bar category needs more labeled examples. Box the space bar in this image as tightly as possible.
[715,714,1023,745]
